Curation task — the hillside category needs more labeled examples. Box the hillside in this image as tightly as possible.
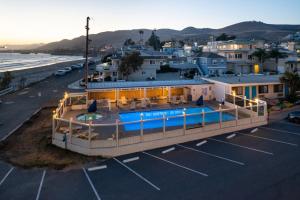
[38,21,300,52]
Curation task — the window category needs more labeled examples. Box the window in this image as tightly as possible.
[258,85,269,94]
[212,59,217,64]
[232,87,243,95]
[113,72,117,76]
[273,84,283,93]
[150,60,155,64]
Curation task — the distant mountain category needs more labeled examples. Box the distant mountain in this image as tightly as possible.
[38,21,300,52]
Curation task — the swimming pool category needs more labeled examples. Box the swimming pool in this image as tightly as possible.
[119,107,235,131]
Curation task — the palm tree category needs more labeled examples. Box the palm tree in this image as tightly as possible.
[268,48,287,73]
[280,71,300,102]
[252,48,268,73]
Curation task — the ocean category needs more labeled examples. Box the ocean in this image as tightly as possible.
[0,53,84,73]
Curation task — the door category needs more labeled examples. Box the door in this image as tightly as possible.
[245,86,250,99]
[252,86,257,99]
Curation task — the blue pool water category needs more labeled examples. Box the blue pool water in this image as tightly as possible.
[119,107,235,131]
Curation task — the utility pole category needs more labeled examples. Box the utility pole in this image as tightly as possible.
[84,16,90,87]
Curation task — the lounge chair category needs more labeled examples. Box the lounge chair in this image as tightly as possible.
[120,96,127,105]
[130,101,136,110]
[141,99,147,108]
[180,95,187,104]
[171,96,180,105]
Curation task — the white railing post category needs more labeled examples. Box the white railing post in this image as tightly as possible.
[69,117,73,144]
[219,104,222,128]
[52,115,56,140]
[249,103,253,123]
[264,102,267,119]
[235,105,238,126]
[88,122,92,146]
[202,109,205,127]
[140,113,144,142]
[244,96,247,107]
[183,111,186,135]
[233,95,236,105]
[116,119,119,147]
[163,114,166,135]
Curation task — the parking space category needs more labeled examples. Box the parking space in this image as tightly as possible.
[39,169,97,200]
[86,158,159,200]
[0,161,12,183]
[0,168,42,200]
[1,120,300,199]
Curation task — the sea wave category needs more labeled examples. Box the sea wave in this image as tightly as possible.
[0,53,84,73]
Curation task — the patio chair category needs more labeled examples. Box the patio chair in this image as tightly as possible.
[130,101,136,110]
[141,99,147,108]
[171,96,180,105]
[120,96,127,105]
[180,95,187,104]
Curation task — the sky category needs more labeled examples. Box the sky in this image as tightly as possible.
[0,0,300,45]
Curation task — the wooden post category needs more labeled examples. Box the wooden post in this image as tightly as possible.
[140,113,144,142]
[233,95,236,105]
[244,96,247,107]
[116,119,119,147]
[163,114,166,135]
[88,122,92,146]
[69,117,73,144]
[219,105,222,128]
[249,103,253,123]
[183,111,186,135]
[202,110,205,127]
[52,116,55,140]
[235,105,238,126]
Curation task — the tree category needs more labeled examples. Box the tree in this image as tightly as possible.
[146,30,161,50]
[123,38,135,46]
[119,52,144,80]
[280,71,300,102]
[216,33,236,41]
[252,48,268,72]
[0,71,13,90]
[268,48,287,72]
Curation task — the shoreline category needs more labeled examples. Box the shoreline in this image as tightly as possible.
[0,60,83,91]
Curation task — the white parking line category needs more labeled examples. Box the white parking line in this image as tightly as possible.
[196,140,207,146]
[226,133,236,139]
[261,127,300,136]
[207,138,274,155]
[88,165,107,171]
[0,167,14,186]
[35,170,46,200]
[113,158,160,191]
[162,147,175,154]
[82,168,102,200]
[176,144,245,166]
[142,152,208,177]
[251,128,258,133]
[123,157,139,163]
[238,132,298,147]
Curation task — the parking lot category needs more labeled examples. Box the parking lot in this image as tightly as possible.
[1,120,300,200]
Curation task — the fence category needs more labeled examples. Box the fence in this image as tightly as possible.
[52,92,268,156]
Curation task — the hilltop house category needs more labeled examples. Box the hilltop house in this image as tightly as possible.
[203,39,264,74]
[96,49,169,81]
[194,52,227,76]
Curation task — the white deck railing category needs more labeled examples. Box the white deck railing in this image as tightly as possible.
[52,92,268,156]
